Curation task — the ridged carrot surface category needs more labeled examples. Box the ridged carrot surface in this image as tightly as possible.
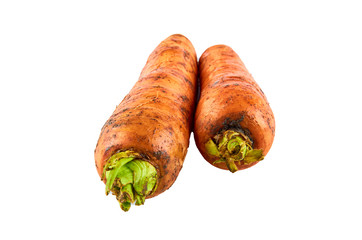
[194,45,275,172]
[94,34,197,211]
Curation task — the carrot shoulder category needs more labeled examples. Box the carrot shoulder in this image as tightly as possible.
[194,45,275,173]
[94,34,197,211]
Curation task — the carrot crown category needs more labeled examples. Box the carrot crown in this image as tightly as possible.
[205,130,264,173]
[102,151,158,212]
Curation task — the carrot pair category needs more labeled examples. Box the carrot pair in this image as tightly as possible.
[94,34,275,211]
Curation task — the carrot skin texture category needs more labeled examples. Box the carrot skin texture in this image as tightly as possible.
[194,45,275,171]
[95,34,197,198]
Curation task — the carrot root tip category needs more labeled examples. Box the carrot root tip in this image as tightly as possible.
[102,151,158,212]
[206,130,264,173]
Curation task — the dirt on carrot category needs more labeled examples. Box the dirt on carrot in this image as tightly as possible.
[194,45,275,173]
[94,34,198,211]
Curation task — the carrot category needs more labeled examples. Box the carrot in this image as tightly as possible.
[94,34,197,211]
[194,45,275,173]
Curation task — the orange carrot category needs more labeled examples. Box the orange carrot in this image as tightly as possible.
[94,34,197,211]
[194,45,275,173]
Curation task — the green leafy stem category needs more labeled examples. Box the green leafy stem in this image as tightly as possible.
[102,151,158,212]
[205,130,264,173]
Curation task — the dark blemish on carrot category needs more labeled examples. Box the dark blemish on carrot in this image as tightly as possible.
[112,134,116,138]
[120,108,129,113]
[177,62,186,67]
[124,94,131,100]
[222,116,244,129]
[181,95,189,102]
[105,146,111,153]
[212,80,219,87]
[154,150,170,161]
[139,153,149,160]
[210,114,253,143]
[107,119,115,125]
[166,126,173,136]
[180,107,187,115]
[183,50,190,59]
[267,118,275,135]
[225,96,233,103]
[170,38,181,43]
[183,76,194,89]
[149,73,167,81]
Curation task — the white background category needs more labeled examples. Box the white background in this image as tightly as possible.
[1,1,361,239]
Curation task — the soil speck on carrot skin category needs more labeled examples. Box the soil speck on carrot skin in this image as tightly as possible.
[105,146,111,153]
[183,76,193,88]
[153,150,170,161]
[267,118,275,134]
[95,34,197,204]
[166,127,173,136]
[212,80,219,87]
[222,116,244,129]
[120,108,130,113]
[180,107,188,115]
[209,115,253,144]
[180,95,189,102]
[177,62,186,67]
[183,50,190,59]
[107,119,115,126]
[225,96,233,104]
